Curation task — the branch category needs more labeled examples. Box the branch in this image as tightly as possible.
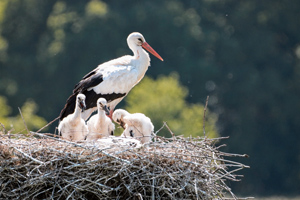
[18,107,30,135]
[165,122,175,138]
[36,116,60,133]
[13,147,44,165]
[203,96,209,137]
[0,122,6,133]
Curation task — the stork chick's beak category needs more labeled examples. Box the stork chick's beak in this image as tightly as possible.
[103,105,110,116]
[142,42,164,61]
[79,101,86,112]
[120,121,126,129]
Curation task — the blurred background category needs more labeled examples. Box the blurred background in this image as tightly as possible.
[0,0,299,198]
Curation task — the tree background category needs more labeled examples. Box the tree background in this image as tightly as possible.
[1,0,300,196]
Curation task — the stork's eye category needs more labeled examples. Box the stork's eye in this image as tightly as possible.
[138,38,143,42]
[117,119,120,123]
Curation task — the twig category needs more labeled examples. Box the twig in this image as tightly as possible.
[13,147,44,165]
[164,122,175,138]
[18,107,30,135]
[0,122,6,134]
[154,122,167,135]
[203,96,209,137]
[37,116,60,133]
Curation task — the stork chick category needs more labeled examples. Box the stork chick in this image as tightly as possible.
[112,109,130,129]
[113,109,154,144]
[86,98,115,141]
[58,94,88,141]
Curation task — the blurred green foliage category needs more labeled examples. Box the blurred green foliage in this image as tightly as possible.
[0,96,47,134]
[0,0,300,196]
[0,96,11,128]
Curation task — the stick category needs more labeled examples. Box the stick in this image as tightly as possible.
[0,122,6,133]
[18,107,30,135]
[37,116,60,133]
[165,122,175,138]
[154,122,167,135]
[13,147,44,165]
[203,96,209,137]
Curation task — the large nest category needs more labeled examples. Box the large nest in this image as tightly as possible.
[0,130,249,200]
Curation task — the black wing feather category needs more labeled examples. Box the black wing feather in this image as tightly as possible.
[60,71,103,121]
[73,72,103,93]
[59,70,127,121]
[82,90,127,110]
[59,92,77,121]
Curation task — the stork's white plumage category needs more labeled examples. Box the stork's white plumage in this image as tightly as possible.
[113,109,154,144]
[59,32,163,121]
[58,94,88,141]
[112,108,130,129]
[86,98,115,141]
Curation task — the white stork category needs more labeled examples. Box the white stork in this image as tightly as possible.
[112,108,129,129]
[59,32,163,121]
[58,93,89,141]
[112,109,154,144]
[86,98,115,141]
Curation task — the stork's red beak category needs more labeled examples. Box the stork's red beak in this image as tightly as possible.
[142,42,164,61]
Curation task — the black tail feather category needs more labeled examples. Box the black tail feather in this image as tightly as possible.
[59,92,78,121]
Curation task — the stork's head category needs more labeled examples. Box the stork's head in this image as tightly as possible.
[77,94,86,111]
[127,32,163,61]
[97,98,110,115]
[127,32,145,47]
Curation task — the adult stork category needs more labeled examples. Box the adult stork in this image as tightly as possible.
[59,32,163,121]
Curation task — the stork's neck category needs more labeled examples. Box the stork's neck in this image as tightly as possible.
[97,108,106,123]
[133,47,150,83]
[133,47,150,66]
[73,103,82,121]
